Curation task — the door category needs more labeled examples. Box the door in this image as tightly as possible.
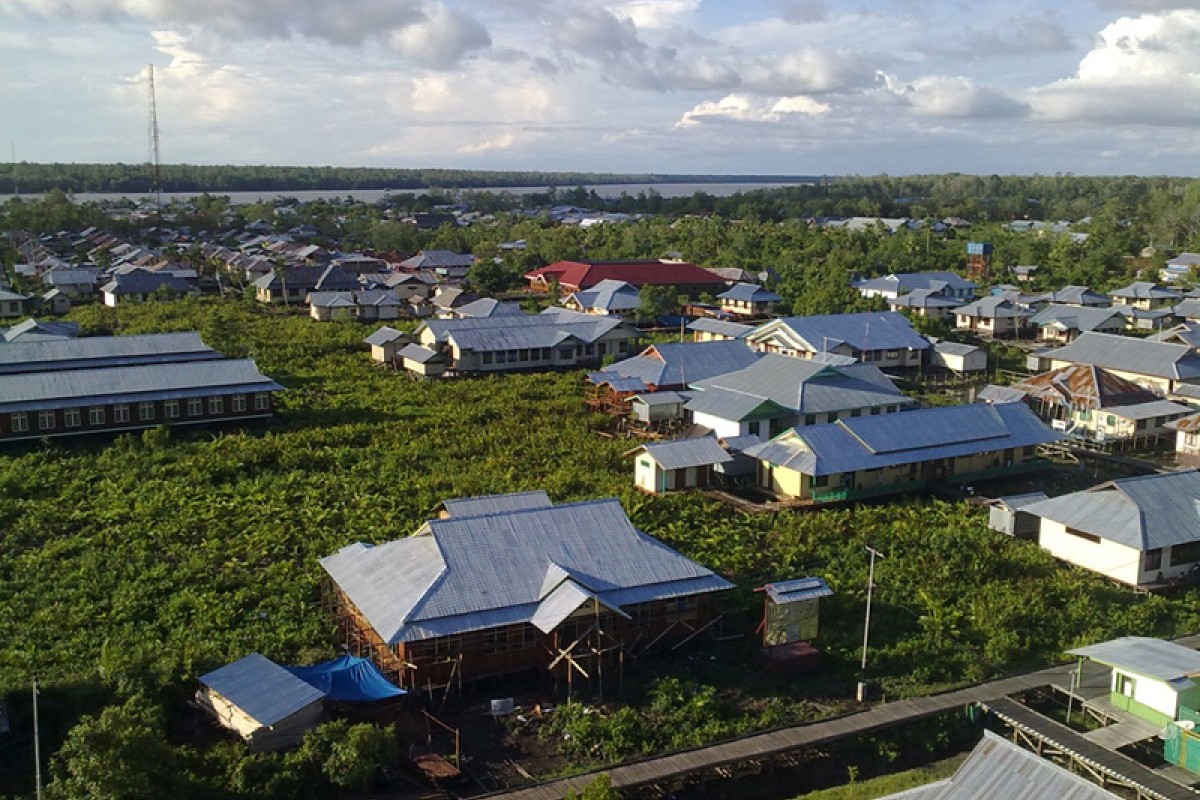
[1113,673,1135,711]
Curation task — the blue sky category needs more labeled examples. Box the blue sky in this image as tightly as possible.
[2,1,1200,175]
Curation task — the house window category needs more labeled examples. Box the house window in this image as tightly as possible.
[232,395,246,412]
[113,404,130,424]
[1170,542,1200,567]
[138,402,155,421]
[813,475,829,488]
[187,398,203,417]
[10,412,28,433]
[482,352,493,365]
[559,347,574,359]
[209,397,224,414]
[804,414,816,426]
[850,409,862,418]
[64,408,81,428]
[165,400,180,419]
[38,411,55,431]
[254,393,270,411]
[886,350,900,360]
[89,407,105,425]
[1145,549,1163,572]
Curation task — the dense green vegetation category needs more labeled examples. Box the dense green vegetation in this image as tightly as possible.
[1,297,1199,798]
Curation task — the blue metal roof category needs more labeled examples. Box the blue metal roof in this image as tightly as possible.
[754,312,931,353]
[762,577,833,605]
[0,332,219,375]
[1044,332,1200,380]
[200,653,325,727]
[0,359,284,413]
[717,283,781,302]
[602,340,761,387]
[686,318,754,338]
[320,498,732,644]
[440,490,553,518]
[854,271,976,295]
[746,402,1061,476]
[634,437,733,470]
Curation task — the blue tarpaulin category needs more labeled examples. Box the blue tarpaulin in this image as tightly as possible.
[285,655,406,702]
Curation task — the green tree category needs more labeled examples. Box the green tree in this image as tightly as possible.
[637,284,677,321]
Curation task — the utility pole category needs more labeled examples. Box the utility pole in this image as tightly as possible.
[147,64,162,214]
[32,677,42,800]
[858,546,884,702]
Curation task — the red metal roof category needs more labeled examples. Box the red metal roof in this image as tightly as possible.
[524,260,725,291]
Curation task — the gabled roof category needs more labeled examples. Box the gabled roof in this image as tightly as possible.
[420,308,628,352]
[1023,470,1200,550]
[400,250,474,269]
[100,270,192,296]
[566,279,641,312]
[717,283,781,303]
[454,298,525,318]
[686,318,754,338]
[1030,304,1124,332]
[628,437,733,470]
[439,491,553,518]
[745,402,1060,476]
[1110,281,1182,300]
[1013,364,1161,410]
[1150,321,1200,349]
[955,295,1033,320]
[0,332,220,375]
[602,340,761,388]
[1043,332,1200,380]
[320,498,732,644]
[0,359,284,413]
[1175,298,1200,319]
[689,353,912,417]
[854,271,976,295]
[0,319,80,344]
[747,312,931,354]
[363,326,409,347]
[199,653,325,727]
[761,577,833,605]
[251,265,358,292]
[524,260,726,290]
[1042,285,1109,306]
[889,289,964,309]
[1067,637,1200,685]
[397,343,444,363]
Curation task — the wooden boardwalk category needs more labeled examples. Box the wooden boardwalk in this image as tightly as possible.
[981,696,1198,800]
[483,663,1078,800]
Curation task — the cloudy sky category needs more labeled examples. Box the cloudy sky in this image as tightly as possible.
[3,0,1200,175]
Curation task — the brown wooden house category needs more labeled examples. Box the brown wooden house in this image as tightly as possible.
[321,495,732,694]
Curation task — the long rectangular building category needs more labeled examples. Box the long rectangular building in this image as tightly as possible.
[0,332,221,375]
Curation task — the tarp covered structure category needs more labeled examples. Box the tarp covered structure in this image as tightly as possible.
[285,655,406,702]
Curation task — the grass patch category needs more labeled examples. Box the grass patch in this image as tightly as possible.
[789,754,966,800]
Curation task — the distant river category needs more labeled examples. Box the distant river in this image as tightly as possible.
[0,181,813,205]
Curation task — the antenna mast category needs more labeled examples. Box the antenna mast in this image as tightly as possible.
[147,64,162,213]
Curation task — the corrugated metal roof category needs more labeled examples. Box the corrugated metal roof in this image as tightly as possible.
[717,283,781,302]
[320,498,732,644]
[440,491,553,518]
[687,318,754,338]
[1030,304,1124,332]
[0,359,283,413]
[629,391,686,406]
[890,289,965,309]
[422,310,624,350]
[1044,332,1200,380]
[1023,470,1200,550]
[0,332,218,375]
[634,437,733,470]
[588,373,648,393]
[397,343,443,363]
[932,341,982,357]
[1044,285,1110,306]
[568,280,641,312]
[689,354,911,416]
[879,730,1123,800]
[1168,413,1200,433]
[1068,637,1200,684]
[363,326,407,346]
[746,403,1061,476]
[1110,281,1181,300]
[455,298,525,318]
[854,271,976,295]
[1014,364,1160,411]
[1150,322,1200,348]
[1103,399,1193,420]
[977,385,1027,404]
[199,653,325,727]
[749,312,931,354]
[603,340,761,388]
[686,387,788,421]
[955,295,1033,320]
[762,577,833,605]
[992,491,1049,510]
[1,319,80,343]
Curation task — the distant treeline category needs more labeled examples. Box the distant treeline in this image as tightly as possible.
[0,163,818,194]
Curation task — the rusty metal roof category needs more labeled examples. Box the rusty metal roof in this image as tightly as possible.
[1013,364,1160,410]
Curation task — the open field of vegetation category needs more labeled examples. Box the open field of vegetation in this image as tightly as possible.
[1,297,1199,798]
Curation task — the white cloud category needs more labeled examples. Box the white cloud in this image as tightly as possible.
[457,130,523,153]
[885,75,1029,119]
[1027,9,1200,124]
[0,0,491,67]
[607,0,700,29]
[741,49,878,94]
[675,92,829,127]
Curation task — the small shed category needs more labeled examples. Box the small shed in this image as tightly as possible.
[197,653,326,751]
[627,391,687,425]
[363,326,412,363]
[399,343,448,377]
[1067,637,1200,727]
[628,437,732,493]
[716,433,761,478]
[757,577,833,647]
[929,340,987,373]
[987,492,1049,539]
[40,289,71,315]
